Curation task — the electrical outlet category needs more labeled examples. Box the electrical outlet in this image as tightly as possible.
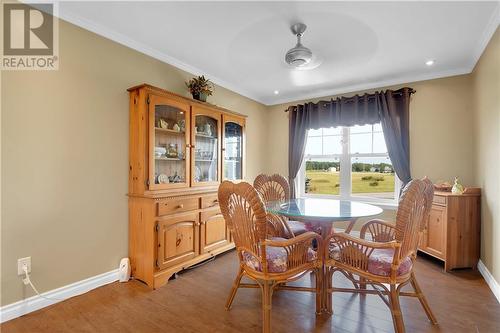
[17,257,31,276]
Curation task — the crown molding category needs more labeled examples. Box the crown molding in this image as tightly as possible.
[49,3,499,106]
[468,4,500,71]
[266,67,471,105]
[56,7,267,105]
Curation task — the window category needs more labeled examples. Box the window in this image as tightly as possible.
[299,123,400,205]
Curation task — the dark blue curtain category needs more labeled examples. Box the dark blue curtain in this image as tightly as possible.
[287,87,414,197]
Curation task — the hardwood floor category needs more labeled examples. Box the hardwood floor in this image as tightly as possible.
[2,251,499,333]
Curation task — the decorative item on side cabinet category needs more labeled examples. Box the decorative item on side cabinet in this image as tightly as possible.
[451,176,465,194]
[418,186,481,272]
[127,83,245,289]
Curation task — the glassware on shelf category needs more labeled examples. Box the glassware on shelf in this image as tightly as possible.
[152,102,188,187]
[194,115,218,183]
[224,121,243,180]
[166,143,178,158]
[155,146,166,158]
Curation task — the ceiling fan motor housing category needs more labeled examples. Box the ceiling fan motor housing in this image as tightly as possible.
[285,45,313,67]
[285,23,313,67]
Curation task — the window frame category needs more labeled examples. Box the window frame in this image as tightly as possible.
[298,126,400,208]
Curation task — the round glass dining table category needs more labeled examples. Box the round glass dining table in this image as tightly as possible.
[266,198,383,313]
[266,198,383,238]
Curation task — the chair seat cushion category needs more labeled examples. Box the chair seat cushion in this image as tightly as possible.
[304,222,322,234]
[243,238,317,273]
[329,246,412,277]
[287,220,308,235]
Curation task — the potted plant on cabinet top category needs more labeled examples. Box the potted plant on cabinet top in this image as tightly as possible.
[186,75,214,102]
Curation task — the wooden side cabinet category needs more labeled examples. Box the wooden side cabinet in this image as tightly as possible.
[419,190,481,271]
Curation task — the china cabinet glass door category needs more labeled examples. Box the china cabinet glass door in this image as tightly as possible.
[191,107,221,186]
[222,115,244,181]
[148,95,190,190]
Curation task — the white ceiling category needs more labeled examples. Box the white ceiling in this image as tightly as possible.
[58,1,500,105]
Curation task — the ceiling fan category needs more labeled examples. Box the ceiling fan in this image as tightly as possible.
[285,23,313,68]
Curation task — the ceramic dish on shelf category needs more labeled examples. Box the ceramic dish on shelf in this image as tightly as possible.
[157,174,169,184]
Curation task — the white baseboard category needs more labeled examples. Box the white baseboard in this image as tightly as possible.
[478,259,500,303]
[0,269,119,323]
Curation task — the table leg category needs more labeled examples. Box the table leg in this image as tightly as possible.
[320,223,334,314]
[343,218,357,234]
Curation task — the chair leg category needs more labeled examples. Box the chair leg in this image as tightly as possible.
[315,268,322,315]
[359,276,367,290]
[225,268,244,310]
[389,284,405,333]
[326,268,333,314]
[262,280,272,333]
[410,272,438,324]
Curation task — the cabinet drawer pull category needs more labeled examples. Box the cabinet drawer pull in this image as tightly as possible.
[177,204,184,209]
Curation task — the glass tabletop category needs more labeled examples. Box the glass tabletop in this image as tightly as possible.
[266,198,383,221]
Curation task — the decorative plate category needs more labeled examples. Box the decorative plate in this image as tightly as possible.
[158,174,169,184]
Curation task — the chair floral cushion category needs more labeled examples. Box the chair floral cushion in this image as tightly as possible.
[304,222,322,234]
[243,238,317,273]
[329,246,412,277]
[287,220,307,236]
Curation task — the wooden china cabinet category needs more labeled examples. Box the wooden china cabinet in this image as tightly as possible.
[127,84,246,289]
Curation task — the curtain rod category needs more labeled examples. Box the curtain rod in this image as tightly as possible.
[284,88,416,112]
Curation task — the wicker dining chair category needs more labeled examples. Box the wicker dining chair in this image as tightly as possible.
[254,174,309,238]
[218,181,323,333]
[358,177,434,243]
[325,179,437,333]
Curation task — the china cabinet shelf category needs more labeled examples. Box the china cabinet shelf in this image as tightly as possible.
[195,159,216,162]
[155,127,185,135]
[155,157,185,161]
[195,133,217,139]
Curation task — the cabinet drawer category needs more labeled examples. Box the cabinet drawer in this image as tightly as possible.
[157,197,199,216]
[432,195,447,206]
[201,194,219,209]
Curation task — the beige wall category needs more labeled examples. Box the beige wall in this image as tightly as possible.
[1,20,268,306]
[472,28,500,282]
[265,75,475,186]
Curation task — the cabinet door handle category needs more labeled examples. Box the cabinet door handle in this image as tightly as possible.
[201,221,206,225]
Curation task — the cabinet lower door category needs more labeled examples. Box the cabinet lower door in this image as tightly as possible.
[201,209,230,253]
[425,205,446,259]
[157,212,200,270]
